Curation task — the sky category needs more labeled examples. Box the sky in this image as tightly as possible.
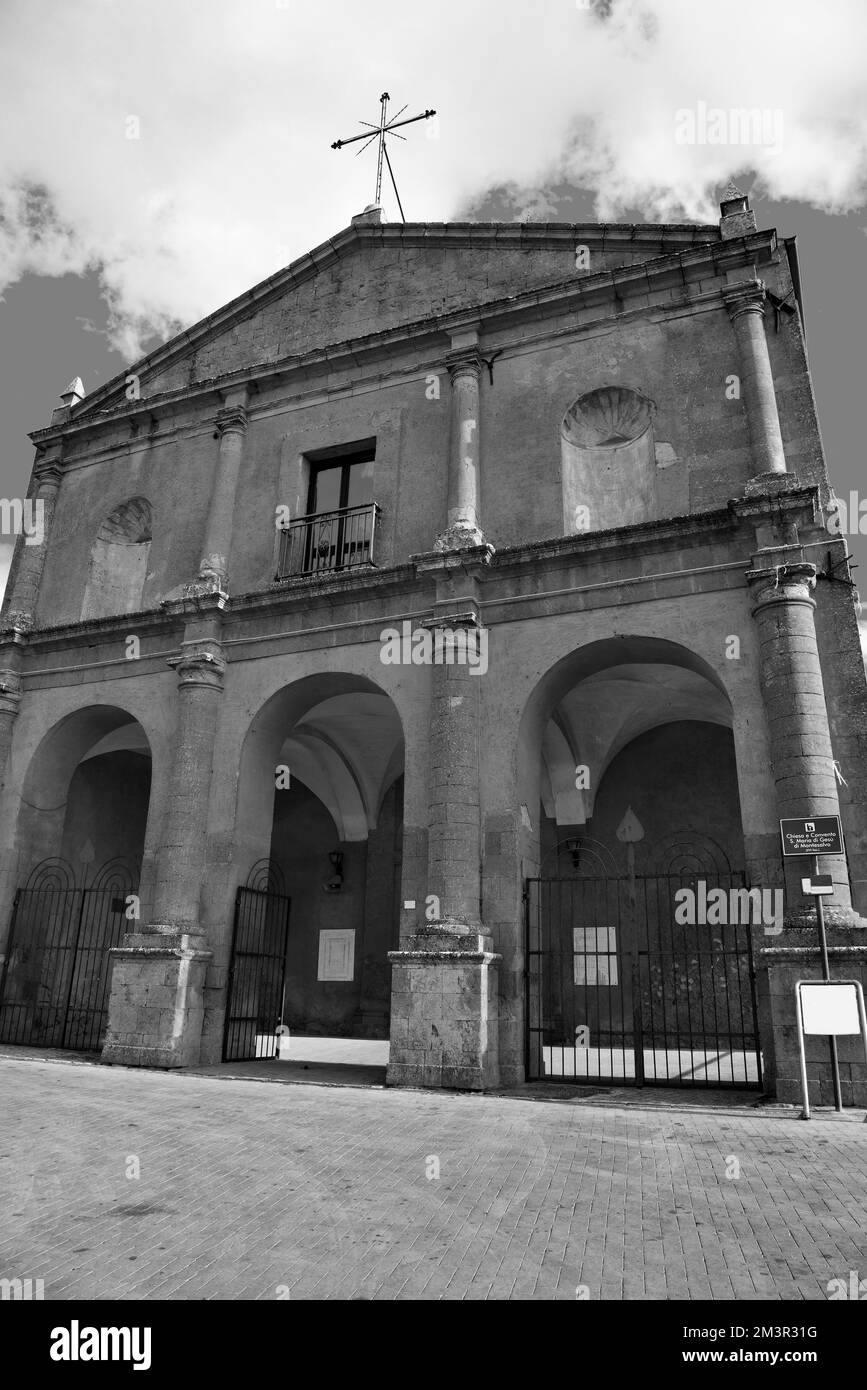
[1,0,866,619]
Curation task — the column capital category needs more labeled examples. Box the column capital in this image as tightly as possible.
[167,639,226,690]
[32,458,64,496]
[445,348,484,383]
[746,561,817,611]
[214,404,248,437]
[723,280,767,321]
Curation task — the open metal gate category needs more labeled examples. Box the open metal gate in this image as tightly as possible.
[0,858,137,1051]
[526,872,762,1088]
[223,881,291,1062]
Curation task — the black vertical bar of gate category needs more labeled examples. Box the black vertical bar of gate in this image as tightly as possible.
[524,878,542,1081]
[223,887,291,1062]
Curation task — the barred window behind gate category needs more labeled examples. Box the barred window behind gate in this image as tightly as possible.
[573,926,618,986]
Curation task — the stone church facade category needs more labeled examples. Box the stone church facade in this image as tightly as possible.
[1,190,866,1103]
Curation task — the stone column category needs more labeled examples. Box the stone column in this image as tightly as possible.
[2,456,63,628]
[724,280,786,479]
[435,339,484,551]
[746,560,854,926]
[197,390,249,589]
[387,550,500,1091]
[102,604,225,1068]
[425,626,484,934]
[0,454,63,791]
[0,633,24,798]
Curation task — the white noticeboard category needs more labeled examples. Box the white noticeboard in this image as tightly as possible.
[317,929,355,981]
[799,982,861,1035]
[795,979,867,1119]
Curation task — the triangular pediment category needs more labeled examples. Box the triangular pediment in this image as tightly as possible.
[65,218,721,421]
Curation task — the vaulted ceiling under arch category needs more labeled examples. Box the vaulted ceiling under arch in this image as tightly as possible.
[540,662,732,826]
[276,691,404,842]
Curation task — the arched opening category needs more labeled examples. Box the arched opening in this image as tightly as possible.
[0,706,152,1051]
[517,637,761,1091]
[227,674,404,1075]
[81,497,152,619]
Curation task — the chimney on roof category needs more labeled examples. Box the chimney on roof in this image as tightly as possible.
[719,183,757,239]
[51,376,86,424]
[59,377,86,407]
[351,203,384,227]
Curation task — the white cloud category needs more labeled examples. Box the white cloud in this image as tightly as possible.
[1,0,866,359]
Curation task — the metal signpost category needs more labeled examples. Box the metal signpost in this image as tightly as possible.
[780,815,849,1113]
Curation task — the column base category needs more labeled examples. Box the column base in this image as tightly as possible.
[101,931,212,1069]
[433,521,486,552]
[741,471,800,498]
[387,926,501,1091]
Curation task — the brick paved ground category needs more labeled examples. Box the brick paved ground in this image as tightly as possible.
[1,1053,866,1300]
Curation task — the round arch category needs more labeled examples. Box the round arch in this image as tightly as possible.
[516,635,736,873]
[226,671,406,1045]
[14,704,154,879]
[234,672,406,864]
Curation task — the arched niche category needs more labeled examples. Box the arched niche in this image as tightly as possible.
[81,497,152,619]
[561,386,657,535]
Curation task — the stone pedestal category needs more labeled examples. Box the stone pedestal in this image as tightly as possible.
[101,932,212,1068]
[387,928,500,1090]
[758,939,867,1105]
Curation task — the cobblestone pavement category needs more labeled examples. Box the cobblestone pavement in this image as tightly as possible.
[1,1053,866,1301]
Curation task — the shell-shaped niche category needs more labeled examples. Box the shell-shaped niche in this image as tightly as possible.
[560,386,658,535]
[561,386,655,449]
[96,496,152,545]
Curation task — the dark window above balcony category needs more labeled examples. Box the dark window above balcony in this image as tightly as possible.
[277,440,379,580]
[307,444,375,515]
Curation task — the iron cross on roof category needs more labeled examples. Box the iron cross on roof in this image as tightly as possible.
[331,92,436,223]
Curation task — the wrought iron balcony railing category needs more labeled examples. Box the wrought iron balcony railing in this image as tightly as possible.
[276,502,380,580]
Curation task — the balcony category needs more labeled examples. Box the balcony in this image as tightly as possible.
[276,502,380,580]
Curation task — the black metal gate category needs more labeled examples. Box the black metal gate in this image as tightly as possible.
[526,872,762,1088]
[223,878,291,1062]
[0,858,137,1052]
